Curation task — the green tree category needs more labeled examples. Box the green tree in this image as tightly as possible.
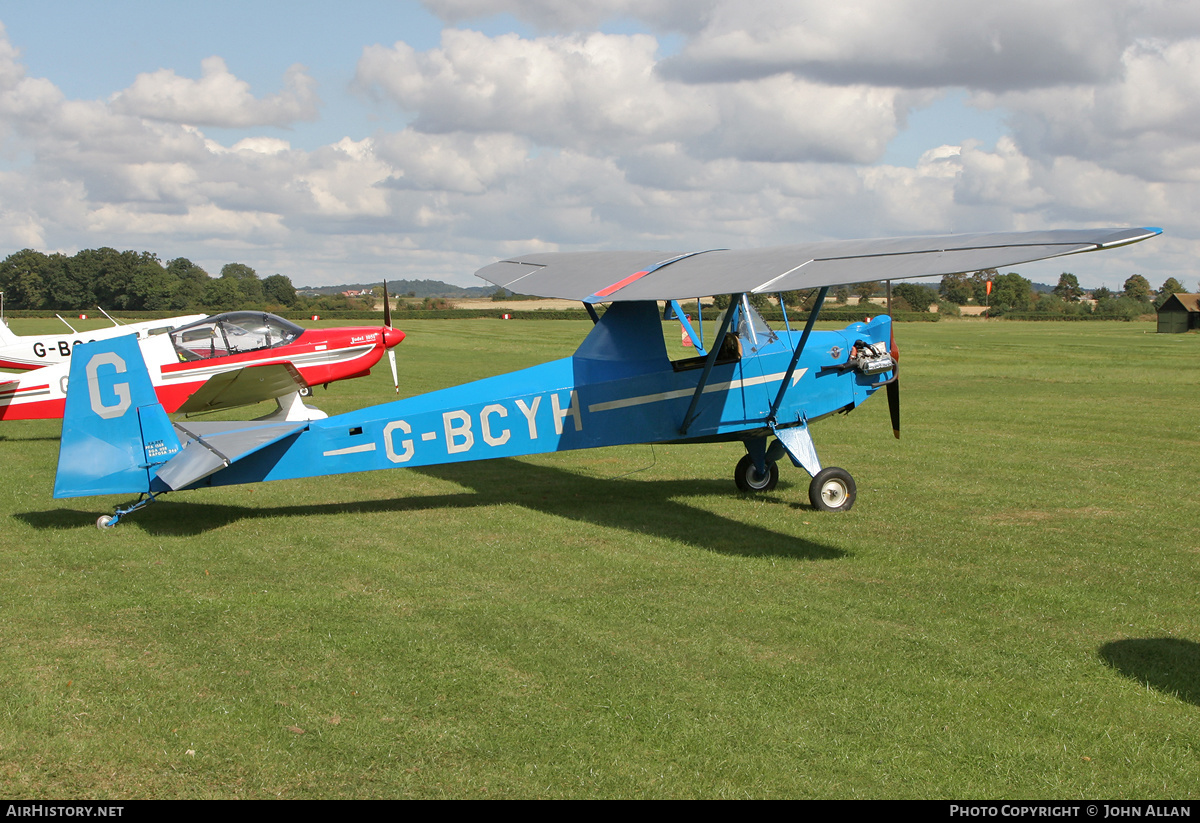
[987,272,1035,315]
[939,273,974,305]
[970,269,999,305]
[220,262,258,280]
[1052,273,1083,302]
[0,249,51,309]
[203,277,241,311]
[1123,274,1152,302]
[1155,277,1184,307]
[166,258,211,310]
[893,282,939,312]
[127,260,178,311]
[263,274,298,307]
[219,262,264,307]
[853,281,879,302]
[74,248,132,309]
[1095,295,1148,320]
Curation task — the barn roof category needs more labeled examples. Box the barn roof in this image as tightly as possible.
[1158,293,1200,313]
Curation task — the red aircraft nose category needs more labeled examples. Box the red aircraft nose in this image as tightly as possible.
[384,327,406,348]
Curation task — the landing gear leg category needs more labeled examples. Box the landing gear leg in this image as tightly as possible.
[768,421,857,512]
[95,493,162,530]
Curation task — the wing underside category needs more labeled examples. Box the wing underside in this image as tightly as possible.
[474,227,1161,302]
[175,362,307,414]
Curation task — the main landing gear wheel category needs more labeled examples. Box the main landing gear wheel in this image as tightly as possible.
[96,515,116,530]
[735,454,779,493]
[809,467,856,512]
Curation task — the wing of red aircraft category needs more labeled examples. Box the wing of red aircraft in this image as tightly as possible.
[474,227,1161,302]
[173,362,308,414]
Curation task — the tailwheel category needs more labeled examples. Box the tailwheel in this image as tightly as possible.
[809,467,856,512]
[96,515,117,530]
[735,454,779,493]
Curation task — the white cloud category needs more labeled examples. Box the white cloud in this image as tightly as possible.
[660,0,1131,90]
[356,31,711,146]
[421,0,720,32]
[356,30,915,164]
[374,130,529,193]
[110,56,320,128]
[980,38,1200,183]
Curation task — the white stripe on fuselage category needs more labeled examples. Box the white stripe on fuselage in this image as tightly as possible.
[322,442,378,457]
[159,344,376,382]
[586,368,807,413]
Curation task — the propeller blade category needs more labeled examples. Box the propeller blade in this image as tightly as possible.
[887,372,900,439]
[887,308,900,439]
[382,280,399,392]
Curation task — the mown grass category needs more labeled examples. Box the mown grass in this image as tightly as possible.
[0,318,1197,798]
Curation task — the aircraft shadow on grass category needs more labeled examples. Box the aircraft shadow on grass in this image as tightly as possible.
[19,458,845,561]
[1099,638,1200,707]
[0,433,63,443]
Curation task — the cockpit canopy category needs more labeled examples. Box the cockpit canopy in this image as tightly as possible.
[171,312,304,361]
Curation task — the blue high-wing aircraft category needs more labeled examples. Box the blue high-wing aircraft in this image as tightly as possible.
[52,227,1160,528]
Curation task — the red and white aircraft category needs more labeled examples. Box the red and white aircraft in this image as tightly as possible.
[0,310,405,422]
[0,311,207,370]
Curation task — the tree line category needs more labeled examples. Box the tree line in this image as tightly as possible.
[2,247,1188,320]
[0,248,367,314]
[935,271,1188,318]
[709,270,1186,321]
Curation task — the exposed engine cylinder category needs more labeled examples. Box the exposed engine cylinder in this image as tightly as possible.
[851,342,895,376]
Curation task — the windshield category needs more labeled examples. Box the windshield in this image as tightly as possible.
[171,312,304,360]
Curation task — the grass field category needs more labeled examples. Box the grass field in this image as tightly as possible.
[1,317,1197,798]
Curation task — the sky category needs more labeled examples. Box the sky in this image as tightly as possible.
[0,0,1196,290]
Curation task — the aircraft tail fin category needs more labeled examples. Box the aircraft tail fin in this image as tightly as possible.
[54,335,181,499]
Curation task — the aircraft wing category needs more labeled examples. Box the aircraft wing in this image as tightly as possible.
[175,362,307,415]
[474,227,1161,302]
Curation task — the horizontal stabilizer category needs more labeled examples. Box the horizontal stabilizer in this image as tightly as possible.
[175,362,307,415]
[155,420,309,490]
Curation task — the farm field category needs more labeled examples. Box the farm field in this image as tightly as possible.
[0,317,1197,798]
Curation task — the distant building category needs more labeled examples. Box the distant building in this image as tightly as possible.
[1156,293,1200,333]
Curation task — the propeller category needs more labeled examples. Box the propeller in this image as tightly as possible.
[886,280,900,439]
[382,280,402,393]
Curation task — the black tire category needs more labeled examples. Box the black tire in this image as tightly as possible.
[735,454,779,492]
[298,385,312,397]
[809,467,856,512]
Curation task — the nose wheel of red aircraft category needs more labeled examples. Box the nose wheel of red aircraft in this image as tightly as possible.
[734,454,779,492]
[809,467,856,512]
